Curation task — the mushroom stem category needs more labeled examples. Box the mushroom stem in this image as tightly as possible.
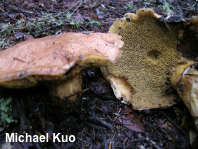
[49,73,82,110]
[170,58,198,130]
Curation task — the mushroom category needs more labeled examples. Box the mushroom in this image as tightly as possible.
[0,32,123,110]
[170,16,198,130]
[101,9,182,109]
[171,58,198,129]
[101,8,198,131]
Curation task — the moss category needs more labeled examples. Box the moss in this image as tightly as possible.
[0,97,17,123]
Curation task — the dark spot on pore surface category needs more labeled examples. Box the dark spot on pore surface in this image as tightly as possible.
[147,50,162,60]
[53,42,55,44]
[54,57,56,59]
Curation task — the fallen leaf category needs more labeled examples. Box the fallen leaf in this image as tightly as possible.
[121,106,133,114]
[118,114,144,132]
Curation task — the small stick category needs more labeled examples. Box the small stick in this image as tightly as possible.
[109,140,111,149]
[0,7,17,21]
[93,105,105,113]
[54,0,82,18]
[89,113,113,130]
[160,111,186,135]
[113,108,121,122]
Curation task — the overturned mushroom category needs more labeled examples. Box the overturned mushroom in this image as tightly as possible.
[101,8,198,131]
[171,58,198,129]
[0,32,123,110]
[101,9,182,109]
[173,16,198,129]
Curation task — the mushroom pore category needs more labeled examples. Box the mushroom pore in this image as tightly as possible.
[101,9,182,109]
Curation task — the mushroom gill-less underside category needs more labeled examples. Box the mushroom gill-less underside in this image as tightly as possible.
[101,9,182,110]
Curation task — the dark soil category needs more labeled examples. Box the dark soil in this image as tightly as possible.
[0,0,198,149]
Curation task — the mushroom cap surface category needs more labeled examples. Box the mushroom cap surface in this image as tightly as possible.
[101,9,182,110]
[0,32,123,88]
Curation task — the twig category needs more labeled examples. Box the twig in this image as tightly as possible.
[109,140,111,149]
[113,108,121,122]
[70,0,83,16]
[164,20,171,32]
[0,7,17,21]
[160,111,187,135]
[93,105,105,113]
[150,139,161,149]
[54,0,82,18]
[161,17,171,33]
[89,113,113,129]
[8,5,33,14]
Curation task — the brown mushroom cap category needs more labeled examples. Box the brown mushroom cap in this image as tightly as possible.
[0,32,123,88]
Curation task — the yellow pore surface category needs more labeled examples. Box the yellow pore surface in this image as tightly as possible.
[106,9,182,109]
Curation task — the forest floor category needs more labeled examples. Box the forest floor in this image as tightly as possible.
[0,0,198,149]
